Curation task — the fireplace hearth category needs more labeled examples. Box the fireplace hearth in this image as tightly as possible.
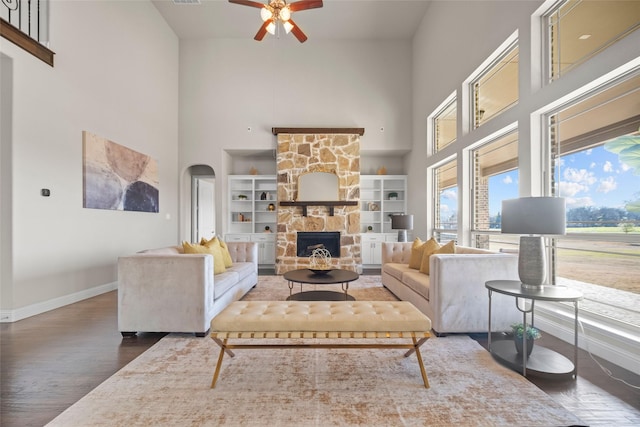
[297,232,341,258]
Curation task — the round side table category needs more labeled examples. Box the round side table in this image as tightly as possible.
[485,280,583,378]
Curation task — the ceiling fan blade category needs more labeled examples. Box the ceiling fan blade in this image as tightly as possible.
[288,19,308,43]
[254,19,272,41]
[289,0,323,12]
[228,0,266,9]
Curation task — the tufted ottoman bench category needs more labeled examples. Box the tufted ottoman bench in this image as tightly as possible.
[209,300,432,388]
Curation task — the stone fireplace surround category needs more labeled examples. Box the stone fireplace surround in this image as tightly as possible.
[274,128,363,274]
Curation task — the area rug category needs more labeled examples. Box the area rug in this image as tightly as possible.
[47,276,584,427]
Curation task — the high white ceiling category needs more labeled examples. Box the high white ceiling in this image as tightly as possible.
[151,0,432,41]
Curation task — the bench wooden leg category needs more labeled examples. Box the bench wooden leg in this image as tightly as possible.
[407,337,430,388]
[213,337,235,357]
[211,338,231,389]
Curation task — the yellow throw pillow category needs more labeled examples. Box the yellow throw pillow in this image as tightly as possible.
[200,237,233,268]
[419,240,456,275]
[182,241,226,274]
[408,238,425,269]
[216,238,234,268]
[207,238,233,270]
[418,238,441,274]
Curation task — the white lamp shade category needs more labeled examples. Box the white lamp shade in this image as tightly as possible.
[502,197,566,235]
[280,6,291,21]
[266,21,276,35]
[260,7,272,21]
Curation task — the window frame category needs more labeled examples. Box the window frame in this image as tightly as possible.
[543,0,640,83]
[431,156,458,243]
[429,92,457,155]
[468,37,519,130]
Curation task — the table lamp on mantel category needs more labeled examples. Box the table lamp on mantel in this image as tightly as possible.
[391,214,413,242]
[501,197,566,290]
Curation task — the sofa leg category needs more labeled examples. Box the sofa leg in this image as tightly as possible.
[434,331,447,338]
[195,332,206,338]
[121,332,137,338]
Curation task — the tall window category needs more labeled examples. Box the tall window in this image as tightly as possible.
[433,96,457,153]
[433,159,458,243]
[471,42,519,128]
[471,131,519,249]
[548,70,640,303]
[546,0,640,82]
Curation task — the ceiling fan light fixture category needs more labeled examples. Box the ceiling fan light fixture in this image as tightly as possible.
[280,6,291,21]
[260,7,273,21]
[229,0,323,43]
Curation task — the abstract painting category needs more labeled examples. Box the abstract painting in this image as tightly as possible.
[82,131,159,213]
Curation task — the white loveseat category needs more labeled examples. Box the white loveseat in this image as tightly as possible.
[118,242,258,337]
[381,242,520,335]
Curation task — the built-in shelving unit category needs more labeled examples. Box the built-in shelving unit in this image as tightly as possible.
[360,175,407,266]
[360,175,407,234]
[227,175,277,265]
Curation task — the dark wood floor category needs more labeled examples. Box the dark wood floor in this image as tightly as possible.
[1,290,639,427]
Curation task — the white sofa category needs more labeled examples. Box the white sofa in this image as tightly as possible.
[118,242,258,337]
[381,242,521,335]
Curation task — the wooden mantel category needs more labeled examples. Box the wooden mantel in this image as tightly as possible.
[272,127,365,136]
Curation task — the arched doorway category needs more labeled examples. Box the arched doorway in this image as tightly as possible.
[186,165,215,243]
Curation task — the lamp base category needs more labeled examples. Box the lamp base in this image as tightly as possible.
[518,235,546,288]
[520,283,546,291]
[397,230,408,242]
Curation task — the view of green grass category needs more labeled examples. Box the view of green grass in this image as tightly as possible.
[566,226,639,234]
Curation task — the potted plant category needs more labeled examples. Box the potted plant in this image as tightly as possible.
[511,323,541,357]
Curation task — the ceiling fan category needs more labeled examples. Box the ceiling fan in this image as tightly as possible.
[229,0,323,43]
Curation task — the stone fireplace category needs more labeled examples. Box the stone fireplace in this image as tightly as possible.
[274,128,363,274]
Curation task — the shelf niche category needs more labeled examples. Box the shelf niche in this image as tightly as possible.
[279,201,358,216]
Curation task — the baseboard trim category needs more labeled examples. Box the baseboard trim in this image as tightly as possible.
[535,301,640,376]
[0,282,117,323]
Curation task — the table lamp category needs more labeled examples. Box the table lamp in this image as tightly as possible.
[391,214,413,242]
[501,197,566,289]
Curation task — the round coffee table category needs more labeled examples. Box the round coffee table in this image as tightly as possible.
[283,269,359,301]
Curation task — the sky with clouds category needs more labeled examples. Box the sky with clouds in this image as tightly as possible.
[556,145,637,211]
[439,144,638,220]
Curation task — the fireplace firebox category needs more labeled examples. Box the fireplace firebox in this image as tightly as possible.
[296,232,341,258]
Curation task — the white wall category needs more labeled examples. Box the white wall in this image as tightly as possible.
[178,37,413,236]
[1,54,14,315]
[0,0,179,319]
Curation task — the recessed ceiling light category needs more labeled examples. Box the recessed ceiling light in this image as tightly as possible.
[579,34,592,40]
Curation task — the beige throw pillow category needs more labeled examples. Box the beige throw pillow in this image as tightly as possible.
[419,240,455,275]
